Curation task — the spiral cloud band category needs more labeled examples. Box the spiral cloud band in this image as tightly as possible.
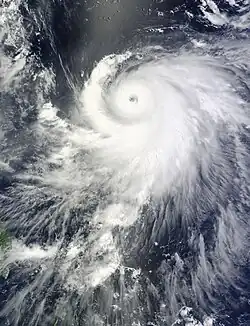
[80,47,249,201]
[1,1,250,325]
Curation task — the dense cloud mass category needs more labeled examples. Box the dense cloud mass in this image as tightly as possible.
[0,1,250,326]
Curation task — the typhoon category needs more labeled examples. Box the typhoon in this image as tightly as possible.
[0,1,250,326]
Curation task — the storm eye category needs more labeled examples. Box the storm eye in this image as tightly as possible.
[129,95,138,103]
